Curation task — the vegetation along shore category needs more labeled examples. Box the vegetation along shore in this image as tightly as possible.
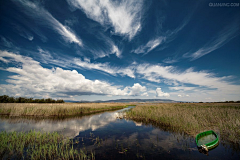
[126,103,240,144]
[0,130,94,159]
[0,103,129,117]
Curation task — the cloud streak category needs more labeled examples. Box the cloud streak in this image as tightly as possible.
[67,0,143,40]
[132,17,190,56]
[13,0,82,46]
[132,37,166,55]
[74,58,135,78]
[12,24,34,41]
[135,63,240,95]
[183,21,240,60]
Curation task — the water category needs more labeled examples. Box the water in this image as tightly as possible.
[0,106,239,159]
[198,134,217,146]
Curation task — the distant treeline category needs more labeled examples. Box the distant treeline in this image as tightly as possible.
[180,101,240,103]
[0,95,64,103]
[206,101,240,103]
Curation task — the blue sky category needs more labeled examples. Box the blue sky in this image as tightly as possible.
[0,0,240,102]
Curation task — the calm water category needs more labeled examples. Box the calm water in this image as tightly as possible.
[0,106,239,159]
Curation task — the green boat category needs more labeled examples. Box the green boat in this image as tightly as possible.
[196,130,219,152]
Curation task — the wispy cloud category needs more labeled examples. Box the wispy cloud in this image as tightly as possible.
[37,48,72,68]
[29,47,127,77]
[74,58,135,78]
[183,21,240,61]
[0,37,15,48]
[132,16,190,56]
[13,0,82,46]
[0,50,146,98]
[85,32,122,59]
[162,57,179,64]
[132,37,166,55]
[12,23,34,41]
[169,86,196,91]
[67,0,143,40]
[135,63,240,95]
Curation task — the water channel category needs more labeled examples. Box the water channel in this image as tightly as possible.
[0,106,239,159]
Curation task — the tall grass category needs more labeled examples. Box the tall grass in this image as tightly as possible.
[127,103,240,143]
[0,103,128,117]
[0,130,94,159]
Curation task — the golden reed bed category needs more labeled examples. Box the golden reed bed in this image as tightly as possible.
[0,103,128,117]
[127,103,240,144]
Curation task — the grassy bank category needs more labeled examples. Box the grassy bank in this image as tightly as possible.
[0,103,129,117]
[0,130,94,159]
[127,103,240,143]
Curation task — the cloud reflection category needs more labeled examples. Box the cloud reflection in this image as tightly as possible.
[0,109,128,138]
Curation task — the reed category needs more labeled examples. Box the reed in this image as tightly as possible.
[127,103,240,143]
[0,130,94,159]
[0,103,128,117]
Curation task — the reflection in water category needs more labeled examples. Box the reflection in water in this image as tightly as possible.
[0,107,131,138]
[0,106,239,159]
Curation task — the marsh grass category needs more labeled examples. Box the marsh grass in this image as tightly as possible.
[0,103,128,117]
[0,130,94,159]
[127,103,240,144]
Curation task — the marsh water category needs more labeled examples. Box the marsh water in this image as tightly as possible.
[0,106,239,159]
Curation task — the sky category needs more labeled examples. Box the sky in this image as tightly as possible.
[0,0,240,102]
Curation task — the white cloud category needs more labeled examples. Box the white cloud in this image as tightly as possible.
[141,92,149,97]
[13,0,82,46]
[133,37,166,55]
[0,51,123,97]
[183,21,239,61]
[112,44,121,58]
[0,50,39,65]
[0,51,147,98]
[156,88,170,97]
[135,63,240,95]
[67,0,143,40]
[1,50,239,101]
[177,94,182,97]
[128,83,146,96]
[0,57,9,63]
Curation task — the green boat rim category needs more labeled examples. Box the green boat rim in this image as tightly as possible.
[195,130,219,150]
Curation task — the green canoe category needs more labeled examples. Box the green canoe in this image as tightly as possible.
[196,130,219,151]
